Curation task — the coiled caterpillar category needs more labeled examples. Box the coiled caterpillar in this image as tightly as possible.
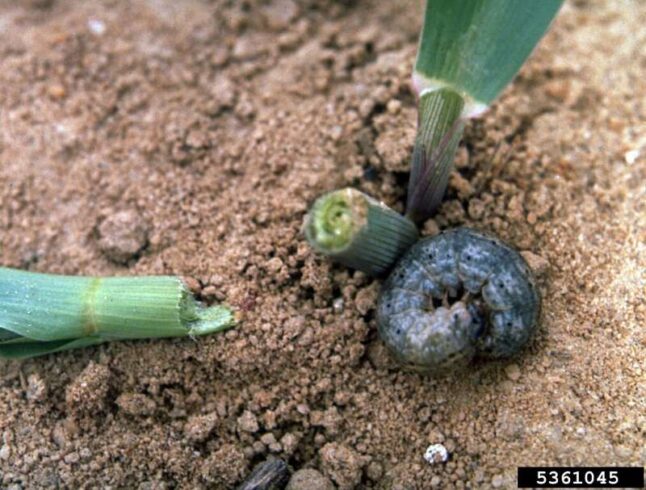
[377,227,540,373]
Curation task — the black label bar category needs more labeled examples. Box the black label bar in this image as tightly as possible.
[517,467,644,488]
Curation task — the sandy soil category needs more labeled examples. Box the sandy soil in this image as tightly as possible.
[0,0,644,488]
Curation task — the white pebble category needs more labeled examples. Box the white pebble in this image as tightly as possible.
[0,444,11,460]
[88,19,106,36]
[332,297,344,313]
[424,443,449,465]
[624,149,639,165]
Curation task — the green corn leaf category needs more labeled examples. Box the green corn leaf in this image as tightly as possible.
[0,337,106,360]
[0,267,235,359]
[414,0,563,116]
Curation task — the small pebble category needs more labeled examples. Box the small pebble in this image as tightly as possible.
[184,413,218,443]
[48,84,66,99]
[365,461,383,481]
[260,433,281,453]
[354,283,378,316]
[332,297,344,314]
[0,444,11,460]
[261,0,299,31]
[211,46,230,67]
[26,373,47,402]
[64,452,80,464]
[520,250,549,277]
[614,445,632,459]
[386,99,402,114]
[265,257,284,274]
[280,433,299,455]
[98,210,149,264]
[504,363,521,381]
[421,219,440,237]
[237,410,260,433]
[319,443,363,490]
[359,99,375,119]
[182,276,201,295]
[87,19,106,36]
[424,444,449,465]
[202,285,218,299]
[116,393,156,416]
[329,125,343,141]
[624,149,639,165]
[253,440,267,455]
[65,362,111,414]
[366,340,397,370]
[333,391,351,406]
[286,469,334,490]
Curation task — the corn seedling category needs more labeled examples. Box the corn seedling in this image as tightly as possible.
[305,0,562,275]
[407,0,563,223]
[0,267,234,359]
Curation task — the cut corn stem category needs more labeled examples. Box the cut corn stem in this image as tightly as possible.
[305,188,419,276]
[0,267,235,359]
[406,87,465,224]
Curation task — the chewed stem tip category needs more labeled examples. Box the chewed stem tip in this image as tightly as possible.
[305,188,419,276]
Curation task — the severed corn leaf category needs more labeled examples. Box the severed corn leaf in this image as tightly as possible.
[0,267,234,359]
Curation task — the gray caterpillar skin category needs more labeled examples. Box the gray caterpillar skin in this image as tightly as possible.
[377,227,540,373]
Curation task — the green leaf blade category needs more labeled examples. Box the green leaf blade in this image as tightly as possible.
[0,337,106,360]
[415,0,563,112]
[0,268,92,341]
